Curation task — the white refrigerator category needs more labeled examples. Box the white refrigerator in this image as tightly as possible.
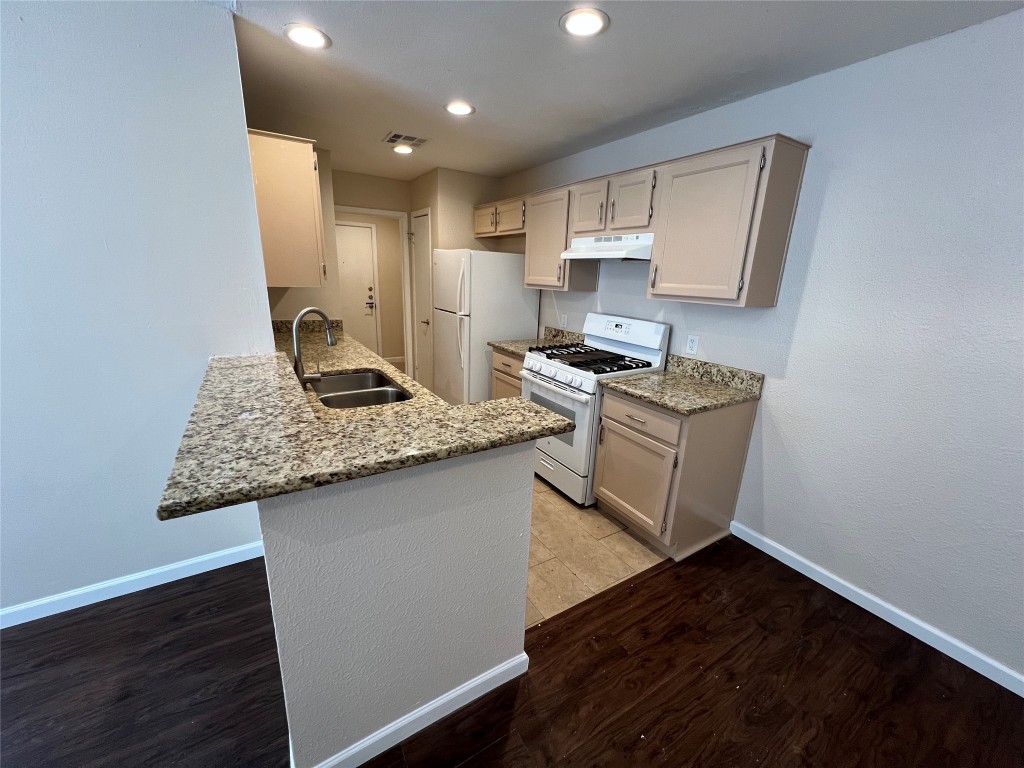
[432,248,540,405]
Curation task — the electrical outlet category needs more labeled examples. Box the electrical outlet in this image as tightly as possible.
[560,313,568,328]
[686,335,699,355]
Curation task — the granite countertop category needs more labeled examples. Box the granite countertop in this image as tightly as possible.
[601,355,765,416]
[487,338,546,359]
[157,330,574,520]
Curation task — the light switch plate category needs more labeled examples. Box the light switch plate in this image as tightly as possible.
[686,335,699,354]
[560,313,568,328]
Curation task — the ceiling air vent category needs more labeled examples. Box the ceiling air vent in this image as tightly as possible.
[382,132,428,148]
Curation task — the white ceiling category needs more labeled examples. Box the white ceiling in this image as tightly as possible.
[234,1,1020,181]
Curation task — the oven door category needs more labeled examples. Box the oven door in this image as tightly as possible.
[520,369,596,476]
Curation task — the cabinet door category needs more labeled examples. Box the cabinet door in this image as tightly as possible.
[569,179,608,235]
[249,132,325,288]
[525,189,570,288]
[607,168,655,231]
[491,369,522,400]
[496,199,525,233]
[649,143,763,300]
[594,417,676,537]
[474,205,497,236]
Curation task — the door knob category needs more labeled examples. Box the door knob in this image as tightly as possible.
[365,302,375,309]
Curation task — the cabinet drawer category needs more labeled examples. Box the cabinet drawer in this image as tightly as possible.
[492,350,523,376]
[602,393,681,445]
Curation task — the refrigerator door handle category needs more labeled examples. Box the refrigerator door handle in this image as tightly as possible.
[457,261,466,316]
[457,316,465,371]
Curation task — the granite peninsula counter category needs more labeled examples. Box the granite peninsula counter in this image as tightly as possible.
[157,329,573,520]
[157,327,572,768]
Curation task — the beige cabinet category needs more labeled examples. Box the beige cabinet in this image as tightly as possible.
[569,179,609,234]
[473,205,497,236]
[490,350,524,399]
[569,169,656,236]
[595,391,758,561]
[648,135,808,307]
[594,417,677,537]
[248,130,325,288]
[473,198,526,237]
[525,189,598,292]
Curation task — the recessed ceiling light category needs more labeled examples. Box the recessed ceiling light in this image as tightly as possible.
[393,145,413,155]
[283,23,331,49]
[445,100,476,116]
[559,8,609,37]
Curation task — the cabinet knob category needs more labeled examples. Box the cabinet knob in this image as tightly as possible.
[420,319,430,325]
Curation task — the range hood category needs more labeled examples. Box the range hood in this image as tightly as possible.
[560,233,654,261]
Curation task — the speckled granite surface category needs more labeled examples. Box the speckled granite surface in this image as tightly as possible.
[602,372,760,416]
[487,327,585,359]
[271,318,343,334]
[602,356,763,417]
[665,354,764,398]
[157,330,574,520]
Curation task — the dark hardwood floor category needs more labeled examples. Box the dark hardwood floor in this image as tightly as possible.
[2,538,1021,767]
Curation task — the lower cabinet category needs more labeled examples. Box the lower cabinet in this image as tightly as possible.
[594,390,757,561]
[490,351,524,399]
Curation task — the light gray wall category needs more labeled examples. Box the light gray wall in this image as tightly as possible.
[258,442,533,767]
[502,12,1024,674]
[1,2,273,609]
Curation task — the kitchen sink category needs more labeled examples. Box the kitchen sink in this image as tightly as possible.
[311,371,395,395]
[318,387,410,409]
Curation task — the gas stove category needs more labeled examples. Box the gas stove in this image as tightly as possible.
[520,313,671,506]
[522,314,670,394]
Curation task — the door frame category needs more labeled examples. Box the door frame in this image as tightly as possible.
[335,206,412,371]
[410,207,432,383]
[335,220,384,355]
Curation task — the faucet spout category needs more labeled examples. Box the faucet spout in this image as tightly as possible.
[292,307,336,386]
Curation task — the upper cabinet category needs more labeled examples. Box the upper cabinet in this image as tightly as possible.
[473,198,526,237]
[525,189,598,292]
[648,136,808,307]
[472,133,807,305]
[568,169,657,236]
[248,130,326,288]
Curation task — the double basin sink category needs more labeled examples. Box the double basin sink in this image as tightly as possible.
[308,371,411,409]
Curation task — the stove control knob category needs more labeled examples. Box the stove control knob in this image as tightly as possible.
[556,370,571,384]
[573,376,583,387]
[543,366,555,378]
[525,360,537,371]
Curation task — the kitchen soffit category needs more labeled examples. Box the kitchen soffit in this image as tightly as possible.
[233,1,1022,181]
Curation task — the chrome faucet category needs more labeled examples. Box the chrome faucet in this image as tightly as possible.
[292,307,337,386]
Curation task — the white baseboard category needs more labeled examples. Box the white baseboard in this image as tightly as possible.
[315,652,530,768]
[730,522,1024,697]
[0,541,265,629]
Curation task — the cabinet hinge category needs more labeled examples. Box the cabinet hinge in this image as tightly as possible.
[759,147,766,170]
[599,424,605,445]
[652,170,657,189]
[313,157,318,171]
[737,277,744,292]
[673,455,678,469]
[660,517,668,534]
[322,263,327,277]
[407,232,415,243]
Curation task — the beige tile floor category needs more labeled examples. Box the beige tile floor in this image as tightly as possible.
[525,476,668,628]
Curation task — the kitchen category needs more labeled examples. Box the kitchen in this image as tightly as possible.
[2,2,1023,767]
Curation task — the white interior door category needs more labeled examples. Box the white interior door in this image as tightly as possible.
[411,211,433,389]
[335,223,380,353]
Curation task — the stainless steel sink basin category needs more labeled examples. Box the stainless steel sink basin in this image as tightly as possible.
[311,372,395,395]
[318,387,411,409]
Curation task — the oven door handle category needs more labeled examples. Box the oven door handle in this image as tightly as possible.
[521,370,593,404]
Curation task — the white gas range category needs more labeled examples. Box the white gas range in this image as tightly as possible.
[520,313,670,505]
